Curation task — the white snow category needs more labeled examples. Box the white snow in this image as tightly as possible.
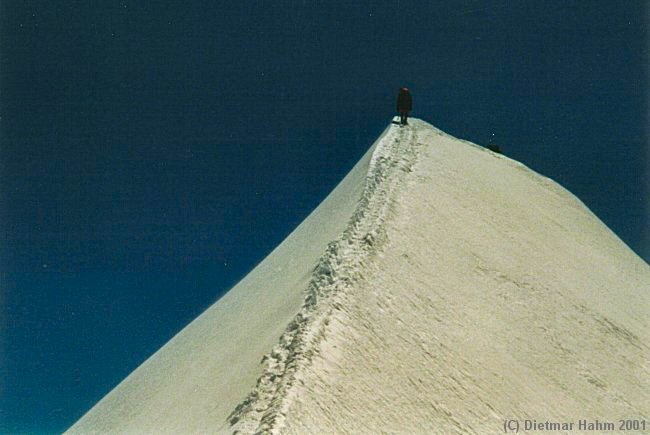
[68,119,650,434]
[67,127,385,434]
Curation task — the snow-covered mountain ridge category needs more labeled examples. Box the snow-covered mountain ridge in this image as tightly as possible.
[68,119,649,434]
[228,119,421,433]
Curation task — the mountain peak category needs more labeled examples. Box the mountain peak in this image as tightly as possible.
[69,118,650,434]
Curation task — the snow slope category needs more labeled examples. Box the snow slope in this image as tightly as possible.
[69,119,649,434]
[66,127,385,434]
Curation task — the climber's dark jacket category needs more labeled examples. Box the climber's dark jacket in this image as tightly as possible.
[397,88,412,112]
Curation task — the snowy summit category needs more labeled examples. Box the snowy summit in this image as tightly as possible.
[68,119,650,434]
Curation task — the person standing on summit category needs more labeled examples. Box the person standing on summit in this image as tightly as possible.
[396,87,412,126]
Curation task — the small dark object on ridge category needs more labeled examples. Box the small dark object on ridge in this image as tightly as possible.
[487,144,502,154]
[396,87,412,125]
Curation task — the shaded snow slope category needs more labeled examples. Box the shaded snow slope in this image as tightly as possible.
[67,128,387,434]
[69,119,649,434]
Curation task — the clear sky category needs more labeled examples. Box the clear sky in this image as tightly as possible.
[1,1,647,432]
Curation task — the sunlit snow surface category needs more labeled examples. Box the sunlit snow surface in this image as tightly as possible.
[69,119,649,434]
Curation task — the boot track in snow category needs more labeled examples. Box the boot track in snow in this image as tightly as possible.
[228,119,424,434]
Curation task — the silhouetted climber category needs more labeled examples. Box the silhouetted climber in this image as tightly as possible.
[487,144,502,154]
[396,87,412,125]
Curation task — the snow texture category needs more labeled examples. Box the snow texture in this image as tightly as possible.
[68,119,650,434]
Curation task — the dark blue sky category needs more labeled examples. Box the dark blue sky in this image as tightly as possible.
[1,1,647,432]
